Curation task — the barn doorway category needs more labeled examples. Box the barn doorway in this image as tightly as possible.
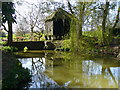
[53,19,64,39]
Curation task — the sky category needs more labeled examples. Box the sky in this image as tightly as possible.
[14,0,68,4]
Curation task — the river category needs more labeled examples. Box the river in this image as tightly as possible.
[16,50,120,88]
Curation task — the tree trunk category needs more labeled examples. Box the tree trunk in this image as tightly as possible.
[112,6,120,29]
[7,17,13,45]
[102,2,109,45]
[30,26,34,41]
[77,2,85,39]
[109,6,120,37]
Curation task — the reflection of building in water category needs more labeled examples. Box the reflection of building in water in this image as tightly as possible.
[44,59,119,88]
[45,58,53,75]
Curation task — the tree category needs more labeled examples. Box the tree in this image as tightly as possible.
[101,1,110,45]
[67,1,95,52]
[2,2,16,45]
[15,19,29,37]
[76,2,86,39]
[66,1,86,39]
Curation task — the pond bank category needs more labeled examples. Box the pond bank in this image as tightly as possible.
[94,45,120,60]
[52,40,120,59]
[3,39,120,60]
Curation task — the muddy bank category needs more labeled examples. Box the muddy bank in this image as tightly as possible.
[95,45,120,59]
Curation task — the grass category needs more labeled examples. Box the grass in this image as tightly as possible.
[13,33,45,41]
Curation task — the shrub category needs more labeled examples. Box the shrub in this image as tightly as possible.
[83,29,103,44]
[2,46,18,52]
[2,52,31,89]
[62,39,71,50]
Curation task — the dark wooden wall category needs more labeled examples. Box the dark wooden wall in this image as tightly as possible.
[5,41,56,50]
[53,19,70,39]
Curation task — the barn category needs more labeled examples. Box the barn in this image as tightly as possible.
[44,8,72,40]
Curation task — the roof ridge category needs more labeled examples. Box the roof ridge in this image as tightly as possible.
[45,8,72,22]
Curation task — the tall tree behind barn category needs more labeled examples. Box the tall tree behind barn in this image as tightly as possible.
[45,8,72,40]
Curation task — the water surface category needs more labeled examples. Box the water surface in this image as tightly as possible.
[17,50,120,88]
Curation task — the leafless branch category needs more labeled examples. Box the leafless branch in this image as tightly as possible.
[15,10,28,24]
[2,23,8,32]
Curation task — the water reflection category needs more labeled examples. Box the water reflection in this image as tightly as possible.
[18,51,119,88]
[19,58,59,88]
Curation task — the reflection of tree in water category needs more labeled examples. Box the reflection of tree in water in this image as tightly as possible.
[18,51,119,88]
[27,58,60,88]
[82,60,118,88]
[102,67,118,85]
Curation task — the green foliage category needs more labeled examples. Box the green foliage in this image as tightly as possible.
[83,26,114,45]
[39,34,46,41]
[13,33,45,41]
[24,46,28,52]
[69,18,89,52]
[61,39,71,50]
[2,52,31,89]
[0,41,7,45]
[2,2,16,23]
[70,36,96,53]
[2,46,18,52]
[2,66,31,89]
[61,17,98,53]
[69,18,78,52]
[83,29,103,44]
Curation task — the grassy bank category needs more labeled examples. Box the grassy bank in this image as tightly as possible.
[55,34,120,58]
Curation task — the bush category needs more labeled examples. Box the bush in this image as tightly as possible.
[0,41,7,45]
[2,51,31,89]
[2,46,18,52]
[83,29,103,44]
[62,39,71,50]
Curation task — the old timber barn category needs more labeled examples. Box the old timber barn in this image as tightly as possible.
[45,8,72,40]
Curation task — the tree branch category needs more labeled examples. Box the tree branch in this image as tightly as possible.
[2,23,8,32]
[112,6,120,29]
[67,0,74,14]
[15,10,28,24]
